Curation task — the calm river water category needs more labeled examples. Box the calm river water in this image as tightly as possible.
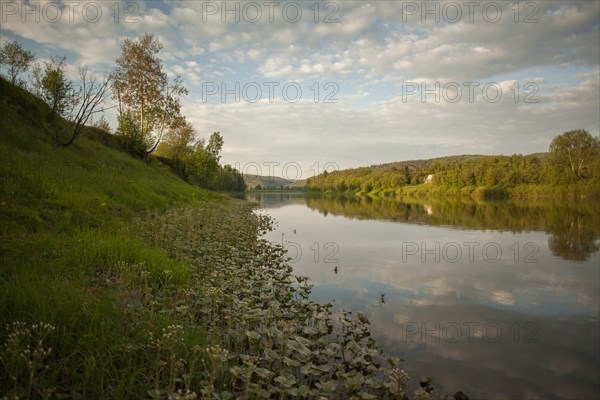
[246,192,600,400]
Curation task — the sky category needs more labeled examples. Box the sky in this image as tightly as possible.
[1,0,599,180]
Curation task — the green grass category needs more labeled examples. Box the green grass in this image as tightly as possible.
[0,77,223,397]
[0,78,217,288]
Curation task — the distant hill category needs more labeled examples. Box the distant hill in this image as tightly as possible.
[318,153,553,181]
[243,174,295,189]
[362,153,550,173]
[284,179,308,189]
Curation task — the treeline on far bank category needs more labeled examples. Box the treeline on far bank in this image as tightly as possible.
[307,130,600,199]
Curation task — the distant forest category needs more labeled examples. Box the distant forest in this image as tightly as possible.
[307,130,600,199]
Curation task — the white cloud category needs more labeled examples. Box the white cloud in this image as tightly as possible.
[1,0,597,171]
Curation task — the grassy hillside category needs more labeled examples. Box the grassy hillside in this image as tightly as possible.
[0,77,223,396]
[0,78,435,399]
[0,77,222,284]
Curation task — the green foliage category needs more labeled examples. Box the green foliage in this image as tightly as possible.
[157,119,198,161]
[185,143,220,187]
[206,131,224,160]
[31,56,74,118]
[548,129,600,182]
[0,40,35,86]
[0,75,217,398]
[308,132,600,199]
[216,164,246,191]
[180,132,245,191]
[111,33,188,154]
[131,205,422,399]
[116,109,147,156]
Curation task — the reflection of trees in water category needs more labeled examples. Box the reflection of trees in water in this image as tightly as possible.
[245,192,308,209]
[547,215,600,262]
[304,194,600,261]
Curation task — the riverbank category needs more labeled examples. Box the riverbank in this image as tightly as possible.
[1,78,448,398]
[311,182,600,200]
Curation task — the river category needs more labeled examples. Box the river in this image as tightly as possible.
[246,192,600,400]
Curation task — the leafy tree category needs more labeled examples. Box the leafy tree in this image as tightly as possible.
[216,164,246,191]
[179,131,245,191]
[0,40,35,86]
[185,145,219,188]
[523,156,542,184]
[157,119,197,161]
[206,131,224,161]
[116,110,145,155]
[32,56,73,118]
[549,129,600,182]
[360,180,373,193]
[111,33,187,154]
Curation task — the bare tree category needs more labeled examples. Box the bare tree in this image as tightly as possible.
[63,66,111,146]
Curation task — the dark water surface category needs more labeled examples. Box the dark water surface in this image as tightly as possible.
[247,192,600,400]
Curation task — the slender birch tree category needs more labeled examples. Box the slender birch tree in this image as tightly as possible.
[111,33,187,155]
